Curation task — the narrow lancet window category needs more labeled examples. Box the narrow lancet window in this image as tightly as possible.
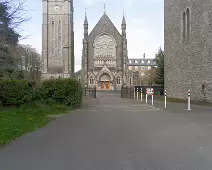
[52,21,55,55]
[58,21,62,56]
[186,8,190,40]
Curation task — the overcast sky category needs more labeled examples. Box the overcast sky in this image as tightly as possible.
[19,0,164,72]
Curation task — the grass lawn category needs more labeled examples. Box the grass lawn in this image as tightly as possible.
[155,95,212,106]
[0,104,71,147]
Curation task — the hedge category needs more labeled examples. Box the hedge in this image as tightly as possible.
[0,78,83,108]
[36,78,83,108]
[0,80,35,107]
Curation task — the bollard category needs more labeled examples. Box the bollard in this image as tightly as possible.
[137,88,139,100]
[146,89,148,104]
[187,90,191,110]
[141,88,143,102]
[134,87,136,100]
[152,89,154,106]
[165,90,167,108]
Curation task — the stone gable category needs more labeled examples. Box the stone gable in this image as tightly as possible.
[87,14,122,71]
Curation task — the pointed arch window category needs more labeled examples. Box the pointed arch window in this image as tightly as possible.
[183,12,186,39]
[182,8,191,42]
[58,21,62,55]
[186,8,190,40]
[117,77,121,85]
[52,21,55,55]
[130,78,132,85]
[90,78,94,85]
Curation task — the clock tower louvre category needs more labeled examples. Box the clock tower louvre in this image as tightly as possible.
[41,0,74,80]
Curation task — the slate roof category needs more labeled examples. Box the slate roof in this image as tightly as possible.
[73,70,81,77]
[89,13,121,37]
[128,58,156,66]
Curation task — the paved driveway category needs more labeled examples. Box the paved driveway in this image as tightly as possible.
[1,91,212,170]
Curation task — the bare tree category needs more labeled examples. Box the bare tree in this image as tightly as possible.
[1,0,29,28]
[138,69,156,87]
[0,0,30,79]
[16,44,41,81]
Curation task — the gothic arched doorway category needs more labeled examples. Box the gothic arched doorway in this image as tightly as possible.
[99,73,111,90]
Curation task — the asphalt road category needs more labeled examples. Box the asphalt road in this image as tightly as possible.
[1,91,212,170]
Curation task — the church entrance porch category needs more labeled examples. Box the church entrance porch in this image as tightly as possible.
[98,73,113,90]
[100,81,111,90]
[106,82,110,90]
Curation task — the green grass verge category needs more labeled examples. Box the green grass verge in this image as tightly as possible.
[0,104,71,147]
[155,95,212,106]
[155,96,187,103]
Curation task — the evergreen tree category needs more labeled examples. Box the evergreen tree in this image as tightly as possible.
[154,47,164,86]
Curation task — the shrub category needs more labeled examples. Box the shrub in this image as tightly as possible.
[38,78,83,108]
[0,80,35,107]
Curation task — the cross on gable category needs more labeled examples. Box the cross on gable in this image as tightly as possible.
[104,0,107,14]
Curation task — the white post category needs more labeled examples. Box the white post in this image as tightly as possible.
[152,89,154,106]
[141,88,143,102]
[146,89,148,104]
[134,87,135,100]
[187,90,191,111]
[137,88,139,100]
[165,90,167,108]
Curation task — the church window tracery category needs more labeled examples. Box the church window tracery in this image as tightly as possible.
[94,34,116,67]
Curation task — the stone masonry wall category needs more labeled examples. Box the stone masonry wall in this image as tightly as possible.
[41,0,74,80]
[165,0,212,102]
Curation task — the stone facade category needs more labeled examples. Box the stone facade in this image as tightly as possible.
[41,0,74,80]
[165,0,212,102]
[75,54,157,88]
[80,12,129,90]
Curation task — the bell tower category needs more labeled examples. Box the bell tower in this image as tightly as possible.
[41,0,74,80]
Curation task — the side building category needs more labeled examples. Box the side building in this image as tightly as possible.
[128,54,157,86]
[165,0,212,102]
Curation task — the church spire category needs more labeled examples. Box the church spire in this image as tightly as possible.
[122,9,126,26]
[84,8,88,25]
[103,0,107,14]
[84,8,88,38]
[122,10,126,39]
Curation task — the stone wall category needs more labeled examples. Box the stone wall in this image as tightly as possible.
[41,0,74,80]
[164,0,212,102]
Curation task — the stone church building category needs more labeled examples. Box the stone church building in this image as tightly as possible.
[80,11,129,90]
[165,0,212,102]
[41,0,157,90]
